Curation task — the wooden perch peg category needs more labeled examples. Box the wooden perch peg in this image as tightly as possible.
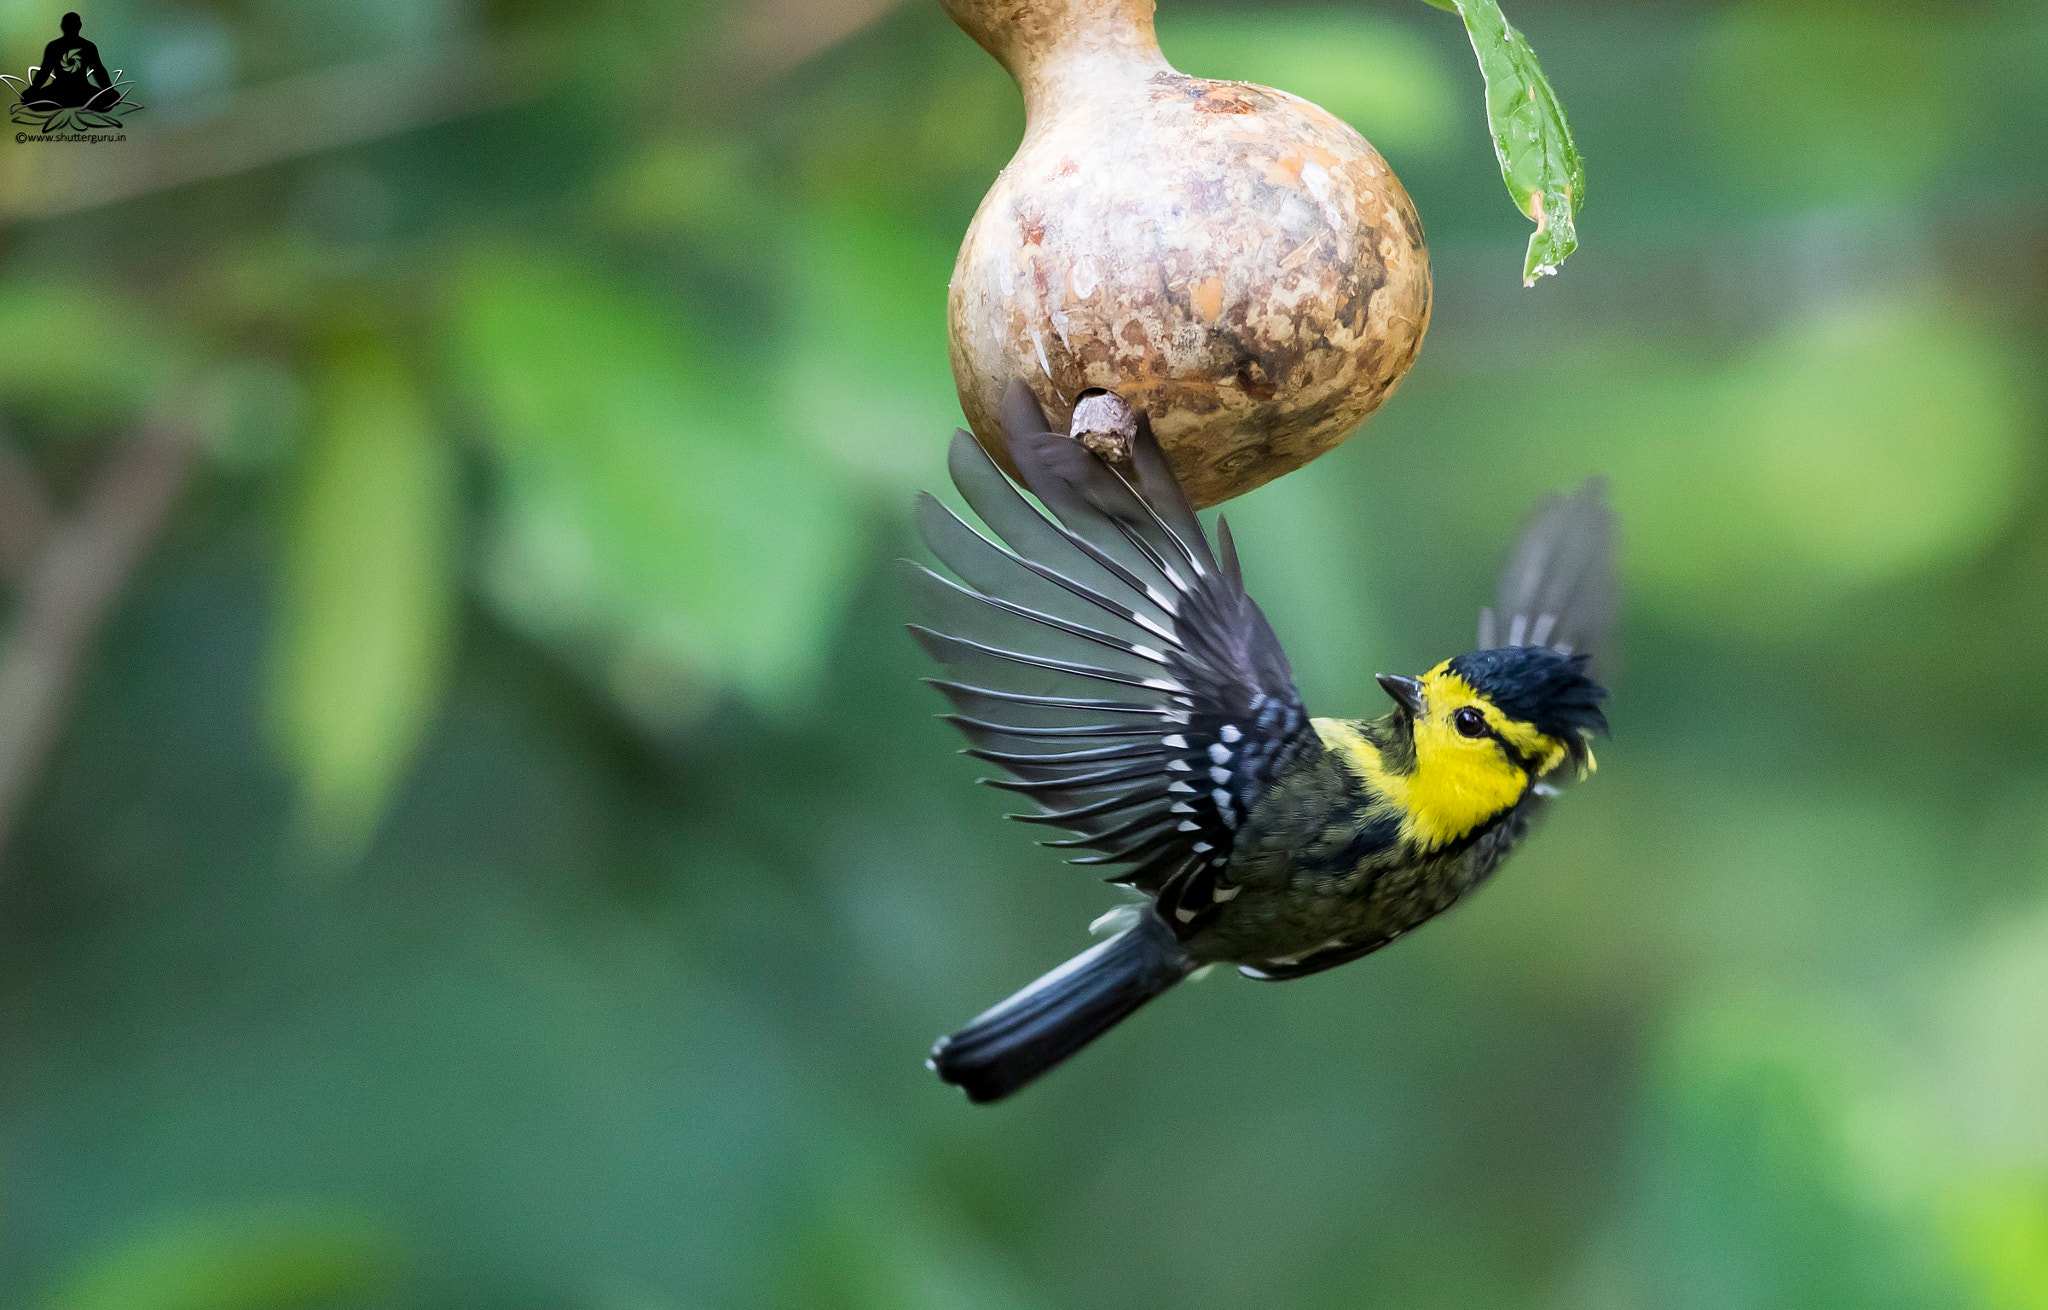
[943,0,1432,507]
[1067,388,1137,463]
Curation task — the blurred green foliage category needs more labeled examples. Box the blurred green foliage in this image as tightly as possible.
[451,246,860,719]
[31,1207,396,1310]
[272,339,454,851]
[1,0,2047,1307]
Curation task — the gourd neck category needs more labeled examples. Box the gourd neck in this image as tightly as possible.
[940,0,1173,123]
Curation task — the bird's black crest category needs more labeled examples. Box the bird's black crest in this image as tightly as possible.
[1448,646,1609,743]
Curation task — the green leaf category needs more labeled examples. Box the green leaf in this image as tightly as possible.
[1425,0,1584,285]
[268,342,457,855]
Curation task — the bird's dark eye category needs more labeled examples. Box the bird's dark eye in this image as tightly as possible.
[1453,706,1489,738]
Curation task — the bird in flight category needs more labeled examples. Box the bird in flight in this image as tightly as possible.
[910,384,1615,1103]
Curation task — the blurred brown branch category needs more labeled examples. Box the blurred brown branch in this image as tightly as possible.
[0,37,557,223]
[0,0,909,224]
[716,0,908,81]
[0,424,197,855]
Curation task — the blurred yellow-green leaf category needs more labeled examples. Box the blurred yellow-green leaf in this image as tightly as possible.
[269,342,457,852]
[1942,1176,2048,1310]
[1426,294,2036,637]
[1627,298,2034,631]
[451,247,860,722]
[33,1208,394,1310]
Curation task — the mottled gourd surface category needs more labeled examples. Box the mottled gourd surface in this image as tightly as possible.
[945,0,1432,507]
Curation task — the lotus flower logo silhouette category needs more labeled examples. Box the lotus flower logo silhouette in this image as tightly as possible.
[4,12,142,135]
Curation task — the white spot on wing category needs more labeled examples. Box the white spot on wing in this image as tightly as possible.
[1135,614,1177,643]
[1089,904,1140,936]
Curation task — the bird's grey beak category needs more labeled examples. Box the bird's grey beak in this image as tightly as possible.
[1376,673,1425,717]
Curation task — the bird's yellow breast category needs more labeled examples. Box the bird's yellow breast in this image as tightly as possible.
[1313,715,1530,853]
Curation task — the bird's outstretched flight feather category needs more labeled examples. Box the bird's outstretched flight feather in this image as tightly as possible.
[906,384,1309,929]
[1477,477,1617,670]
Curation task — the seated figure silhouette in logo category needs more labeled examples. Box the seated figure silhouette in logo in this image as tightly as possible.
[26,13,116,110]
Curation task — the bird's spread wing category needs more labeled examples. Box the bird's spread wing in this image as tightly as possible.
[908,384,1308,931]
[1477,477,1617,668]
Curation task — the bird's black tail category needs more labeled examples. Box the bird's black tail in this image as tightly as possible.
[930,912,1191,1103]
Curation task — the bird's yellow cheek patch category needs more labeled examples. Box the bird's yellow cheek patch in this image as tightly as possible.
[1314,715,1528,853]
[1400,716,1530,851]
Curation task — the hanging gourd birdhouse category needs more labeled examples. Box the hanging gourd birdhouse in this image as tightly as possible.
[943,0,1432,508]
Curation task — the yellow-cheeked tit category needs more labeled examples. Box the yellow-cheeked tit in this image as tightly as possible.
[910,384,1616,1103]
